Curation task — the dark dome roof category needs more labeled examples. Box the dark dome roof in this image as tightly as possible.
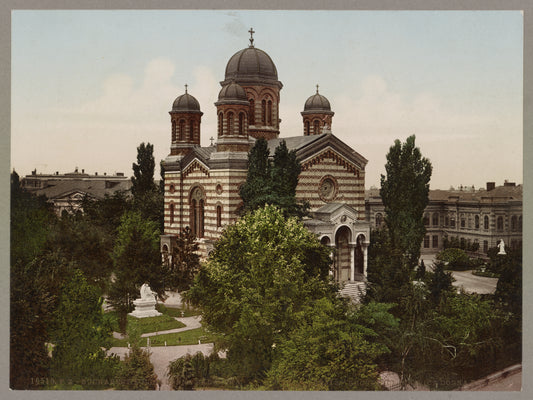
[223,46,282,88]
[218,82,248,102]
[171,92,201,113]
[303,92,332,112]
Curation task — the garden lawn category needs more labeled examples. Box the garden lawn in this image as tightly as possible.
[110,327,214,347]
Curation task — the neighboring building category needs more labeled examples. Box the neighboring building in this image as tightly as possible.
[21,168,131,215]
[366,181,523,257]
[161,31,370,286]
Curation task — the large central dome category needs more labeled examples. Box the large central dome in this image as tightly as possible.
[222,46,282,88]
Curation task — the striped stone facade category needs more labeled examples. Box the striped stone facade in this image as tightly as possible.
[161,35,372,285]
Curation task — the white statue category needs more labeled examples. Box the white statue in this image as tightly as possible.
[497,239,506,255]
[140,283,156,301]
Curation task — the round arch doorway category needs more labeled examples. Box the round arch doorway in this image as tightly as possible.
[335,226,352,282]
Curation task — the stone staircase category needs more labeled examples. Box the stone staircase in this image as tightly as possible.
[339,281,366,303]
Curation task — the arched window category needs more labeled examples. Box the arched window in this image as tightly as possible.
[445,216,449,227]
[305,120,310,136]
[179,119,185,140]
[190,187,205,238]
[172,120,177,141]
[511,216,517,231]
[189,120,194,140]
[227,112,234,135]
[423,214,429,226]
[216,205,222,228]
[484,215,489,230]
[497,216,504,231]
[375,213,383,228]
[267,100,272,125]
[249,99,255,125]
[475,215,480,229]
[218,112,223,136]
[314,120,320,135]
[169,202,174,224]
[238,113,245,135]
[432,213,439,226]
[261,100,266,124]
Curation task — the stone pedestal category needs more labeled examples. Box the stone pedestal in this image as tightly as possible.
[128,298,162,318]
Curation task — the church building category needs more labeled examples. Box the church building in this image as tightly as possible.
[160,30,370,287]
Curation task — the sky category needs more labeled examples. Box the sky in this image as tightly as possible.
[11,10,523,190]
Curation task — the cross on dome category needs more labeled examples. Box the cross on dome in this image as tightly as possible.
[185,84,188,94]
[316,84,319,94]
[248,27,255,47]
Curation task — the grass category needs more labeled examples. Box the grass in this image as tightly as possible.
[110,327,215,347]
[156,303,202,317]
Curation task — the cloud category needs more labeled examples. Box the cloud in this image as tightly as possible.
[223,13,247,37]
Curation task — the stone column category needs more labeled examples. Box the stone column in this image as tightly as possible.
[350,243,356,282]
[363,242,369,278]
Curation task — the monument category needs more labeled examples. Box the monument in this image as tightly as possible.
[129,283,162,318]
[497,239,507,255]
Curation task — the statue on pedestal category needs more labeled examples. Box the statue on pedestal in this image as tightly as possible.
[129,282,162,318]
[498,239,506,255]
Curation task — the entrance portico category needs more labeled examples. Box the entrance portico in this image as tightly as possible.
[305,203,370,284]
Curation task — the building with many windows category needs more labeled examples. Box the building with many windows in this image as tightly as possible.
[160,31,370,287]
[366,181,523,257]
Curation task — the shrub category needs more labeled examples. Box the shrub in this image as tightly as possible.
[436,248,472,270]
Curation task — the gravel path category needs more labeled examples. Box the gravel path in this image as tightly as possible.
[450,270,498,294]
[108,313,215,390]
[108,343,214,390]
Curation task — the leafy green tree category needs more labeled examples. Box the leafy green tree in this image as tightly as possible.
[115,345,158,390]
[166,227,201,293]
[131,142,164,227]
[436,248,472,270]
[239,138,272,213]
[168,354,196,390]
[186,205,333,383]
[108,211,166,331]
[239,139,307,217]
[266,298,390,390]
[380,135,432,268]
[10,173,58,389]
[426,261,454,307]
[49,269,119,388]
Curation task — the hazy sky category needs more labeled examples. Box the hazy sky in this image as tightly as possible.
[11,10,523,189]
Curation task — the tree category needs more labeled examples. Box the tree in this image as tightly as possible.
[239,138,272,213]
[49,269,119,388]
[131,142,163,227]
[186,205,333,383]
[368,136,432,307]
[266,298,391,390]
[239,139,307,217]
[131,142,157,197]
[115,345,158,390]
[168,354,196,390]
[10,173,58,389]
[380,135,432,268]
[426,261,454,307]
[108,211,166,331]
[166,227,201,293]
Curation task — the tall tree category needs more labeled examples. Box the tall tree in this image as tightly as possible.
[131,142,163,227]
[239,139,306,217]
[131,142,157,197]
[186,205,333,383]
[108,211,166,331]
[380,135,432,268]
[239,138,272,213]
[49,269,119,388]
[166,227,201,293]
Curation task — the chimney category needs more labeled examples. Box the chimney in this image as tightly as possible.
[95,172,98,176]
[504,181,516,187]
[82,169,85,174]
[486,182,495,191]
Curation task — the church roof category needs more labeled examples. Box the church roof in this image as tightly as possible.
[267,134,325,154]
[222,46,282,88]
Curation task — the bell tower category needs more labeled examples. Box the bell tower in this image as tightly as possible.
[169,85,203,156]
[301,85,334,136]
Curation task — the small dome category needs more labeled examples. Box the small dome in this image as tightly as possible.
[223,46,281,87]
[171,92,201,113]
[304,92,332,112]
[218,82,248,102]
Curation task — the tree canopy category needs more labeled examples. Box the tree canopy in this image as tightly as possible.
[239,139,307,217]
[186,205,334,382]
